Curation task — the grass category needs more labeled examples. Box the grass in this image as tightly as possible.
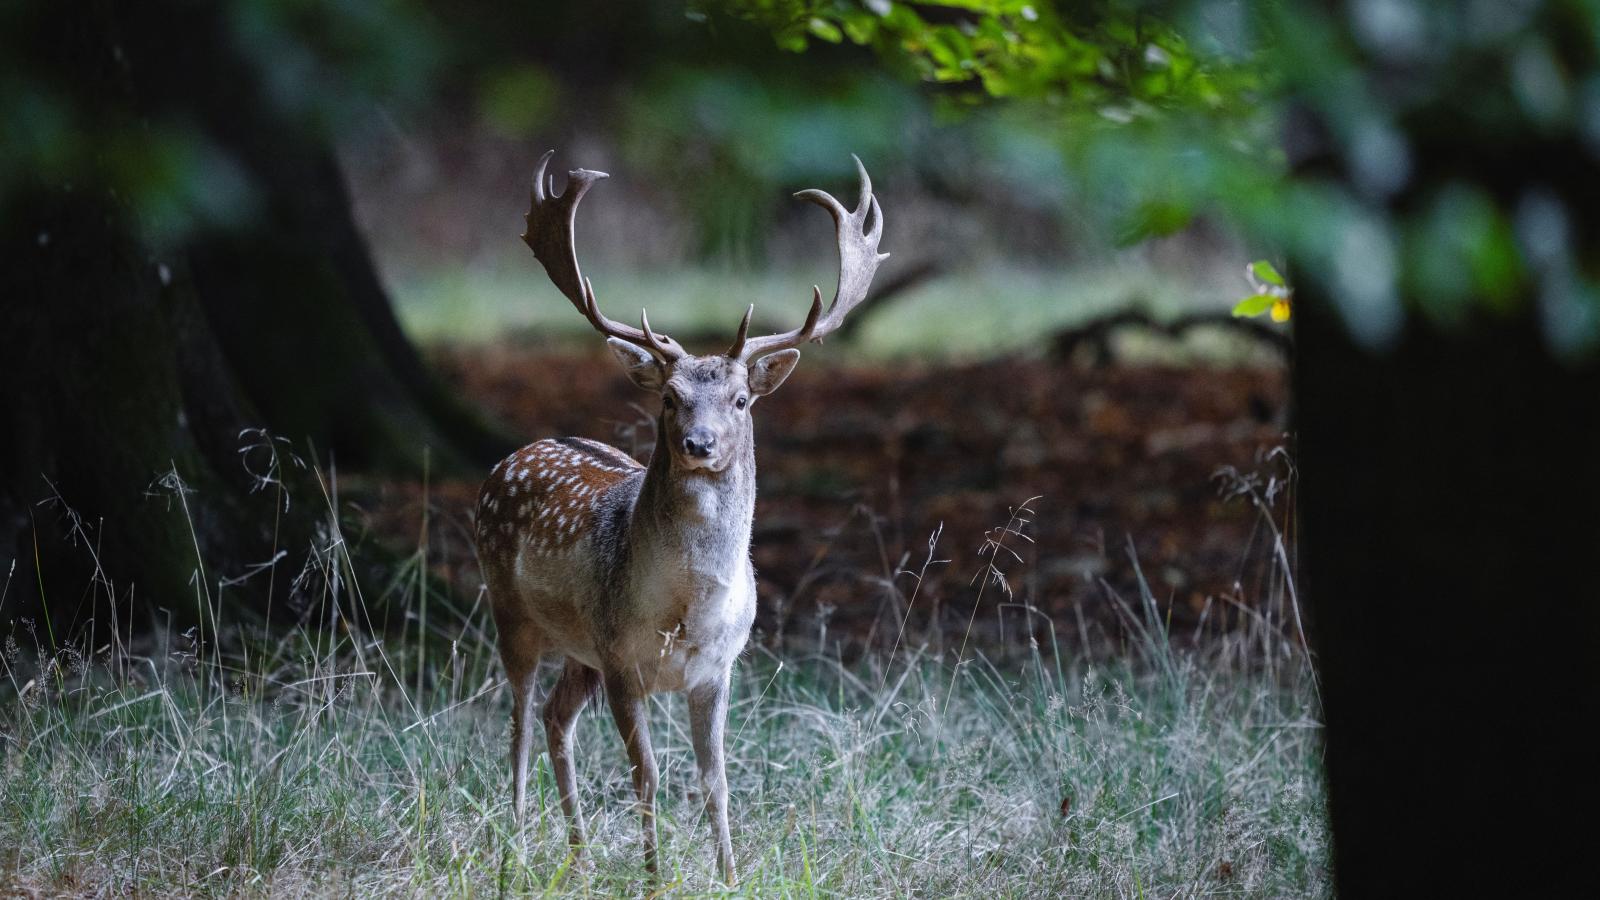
[0,636,1326,896]
[390,263,1281,365]
[0,474,1327,896]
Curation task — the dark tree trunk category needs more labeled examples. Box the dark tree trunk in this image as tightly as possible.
[1296,231,1600,896]
[0,2,509,637]
[1288,0,1600,884]
[112,2,509,474]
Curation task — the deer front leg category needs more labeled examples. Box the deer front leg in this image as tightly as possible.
[605,671,660,877]
[543,659,600,854]
[688,675,735,884]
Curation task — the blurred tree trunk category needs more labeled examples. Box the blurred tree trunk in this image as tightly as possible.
[1286,2,1600,892]
[0,3,508,637]
[1295,177,1600,895]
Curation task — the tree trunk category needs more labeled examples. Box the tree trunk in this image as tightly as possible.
[0,2,509,637]
[1297,294,1600,894]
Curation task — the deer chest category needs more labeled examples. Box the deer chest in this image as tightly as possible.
[616,559,755,693]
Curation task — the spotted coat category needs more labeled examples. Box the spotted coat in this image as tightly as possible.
[474,437,642,562]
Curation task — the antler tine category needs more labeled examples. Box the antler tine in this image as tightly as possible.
[640,308,675,358]
[732,155,888,362]
[532,150,549,203]
[725,304,754,357]
[854,153,873,219]
[522,150,684,361]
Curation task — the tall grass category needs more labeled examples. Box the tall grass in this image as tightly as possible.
[0,467,1326,896]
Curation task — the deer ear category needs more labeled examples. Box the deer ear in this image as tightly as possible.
[748,349,800,396]
[606,338,665,391]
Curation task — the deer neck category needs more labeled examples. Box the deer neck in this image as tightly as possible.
[633,425,756,573]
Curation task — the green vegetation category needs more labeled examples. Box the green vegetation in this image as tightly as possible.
[723,0,1600,355]
[708,0,1264,113]
[1,490,1326,896]
[393,264,1282,364]
[1232,259,1292,323]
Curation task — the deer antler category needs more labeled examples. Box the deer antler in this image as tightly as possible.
[522,150,684,361]
[729,155,889,361]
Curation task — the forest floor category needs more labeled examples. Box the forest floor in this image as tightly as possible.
[363,344,1296,663]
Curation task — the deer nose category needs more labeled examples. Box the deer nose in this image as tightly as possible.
[682,428,716,458]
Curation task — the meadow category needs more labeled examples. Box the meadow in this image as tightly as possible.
[0,484,1327,897]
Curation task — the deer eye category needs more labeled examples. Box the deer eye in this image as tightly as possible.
[735,395,748,410]
[662,394,676,410]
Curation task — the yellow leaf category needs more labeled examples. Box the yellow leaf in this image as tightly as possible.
[1270,298,1292,322]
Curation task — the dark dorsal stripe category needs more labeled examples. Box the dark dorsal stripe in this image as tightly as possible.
[554,436,639,468]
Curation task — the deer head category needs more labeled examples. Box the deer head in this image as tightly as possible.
[521,150,889,474]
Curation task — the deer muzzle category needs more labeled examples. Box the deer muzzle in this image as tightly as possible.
[682,428,716,460]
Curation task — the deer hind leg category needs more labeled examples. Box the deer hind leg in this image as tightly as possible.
[496,616,543,830]
[689,675,736,884]
[543,658,601,853]
[604,670,660,878]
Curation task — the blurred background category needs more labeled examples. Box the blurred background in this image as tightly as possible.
[1,0,1293,653]
[341,26,1256,358]
[334,2,1291,658]
[6,1,1598,895]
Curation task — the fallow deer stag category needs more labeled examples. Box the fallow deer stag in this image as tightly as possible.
[474,150,887,883]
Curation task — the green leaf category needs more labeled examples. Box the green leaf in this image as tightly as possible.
[1249,259,1286,287]
[841,10,880,44]
[1232,294,1276,317]
[807,17,843,43]
[775,25,809,53]
[1116,198,1193,244]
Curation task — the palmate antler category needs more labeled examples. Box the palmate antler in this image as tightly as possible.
[523,151,886,364]
[521,150,685,361]
[727,155,890,362]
